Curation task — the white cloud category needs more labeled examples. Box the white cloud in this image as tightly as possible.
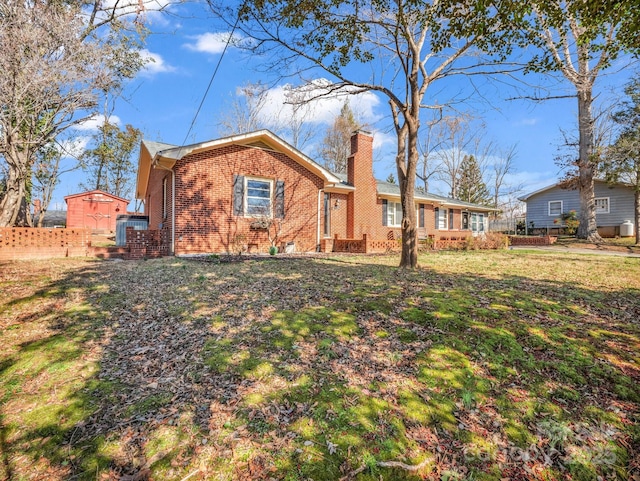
[140,49,175,76]
[75,115,121,132]
[515,118,539,126]
[82,1,176,29]
[57,137,91,159]
[370,129,396,150]
[241,79,383,129]
[183,32,244,54]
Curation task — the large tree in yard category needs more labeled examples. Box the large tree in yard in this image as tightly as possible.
[0,0,150,227]
[212,0,516,268]
[517,0,639,242]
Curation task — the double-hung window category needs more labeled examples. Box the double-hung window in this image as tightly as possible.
[548,200,563,216]
[595,197,609,214]
[245,178,272,216]
[435,207,448,230]
[470,213,485,233]
[233,175,284,218]
[386,201,402,227]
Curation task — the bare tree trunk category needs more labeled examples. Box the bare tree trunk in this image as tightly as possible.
[576,88,601,242]
[399,121,419,269]
[0,149,32,227]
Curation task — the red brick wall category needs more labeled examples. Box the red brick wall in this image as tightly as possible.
[145,169,172,237]
[327,193,348,239]
[347,132,389,240]
[150,144,325,255]
[0,228,90,260]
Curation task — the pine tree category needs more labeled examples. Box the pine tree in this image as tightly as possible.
[457,155,490,205]
[602,76,640,244]
[318,102,360,174]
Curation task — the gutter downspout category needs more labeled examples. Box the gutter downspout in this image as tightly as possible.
[155,163,175,255]
[317,189,322,252]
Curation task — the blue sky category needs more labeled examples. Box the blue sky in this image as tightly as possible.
[49,1,636,212]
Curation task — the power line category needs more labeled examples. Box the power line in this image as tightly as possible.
[178,15,240,153]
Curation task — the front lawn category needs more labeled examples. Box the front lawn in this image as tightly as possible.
[1,251,638,480]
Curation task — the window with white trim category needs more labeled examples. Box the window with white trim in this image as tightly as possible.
[435,207,449,230]
[387,201,402,227]
[245,177,272,216]
[470,213,485,232]
[595,197,610,214]
[548,200,563,216]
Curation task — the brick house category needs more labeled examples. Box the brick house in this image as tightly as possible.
[135,130,495,255]
[64,190,129,232]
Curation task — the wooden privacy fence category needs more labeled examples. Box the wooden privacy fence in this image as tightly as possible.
[0,228,91,261]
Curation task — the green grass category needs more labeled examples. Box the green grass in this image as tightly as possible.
[0,251,639,480]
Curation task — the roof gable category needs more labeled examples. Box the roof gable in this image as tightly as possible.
[64,189,129,204]
[136,130,346,199]
[519,180,632,201]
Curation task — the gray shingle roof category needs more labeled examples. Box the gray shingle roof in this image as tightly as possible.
[142,139,177,158]
[332,172,496,211]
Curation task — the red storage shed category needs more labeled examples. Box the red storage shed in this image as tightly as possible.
[64,190,130,232]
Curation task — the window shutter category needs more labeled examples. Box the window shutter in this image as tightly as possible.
[449,209,454,230]
[382,199,388,226]
[419,204,425,228]
[275,180,285,219]
[434,207,439,229]
[233,175,244,216]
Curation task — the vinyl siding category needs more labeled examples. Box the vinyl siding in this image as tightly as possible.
[525,181,634,228]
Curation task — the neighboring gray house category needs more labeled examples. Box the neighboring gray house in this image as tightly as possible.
[519,180,635,237]
[33,210,67,228]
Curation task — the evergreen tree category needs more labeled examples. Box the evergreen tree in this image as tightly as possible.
[81,122,142,200]
[602,76,640,244]
[318,102,360,174]
[457,155,490,205]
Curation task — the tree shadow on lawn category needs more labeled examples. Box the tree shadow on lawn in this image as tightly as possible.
[0,255,638,480]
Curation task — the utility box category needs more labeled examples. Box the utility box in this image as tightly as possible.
[116,215,149,246]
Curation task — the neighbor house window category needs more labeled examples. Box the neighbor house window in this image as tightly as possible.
[387,201,402,227]
[548,200,563,216]
[435,207,448,230]
[595,197,610,214]
[470,213,485,233]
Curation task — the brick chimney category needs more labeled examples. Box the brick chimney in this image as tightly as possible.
[346,130,377,238]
